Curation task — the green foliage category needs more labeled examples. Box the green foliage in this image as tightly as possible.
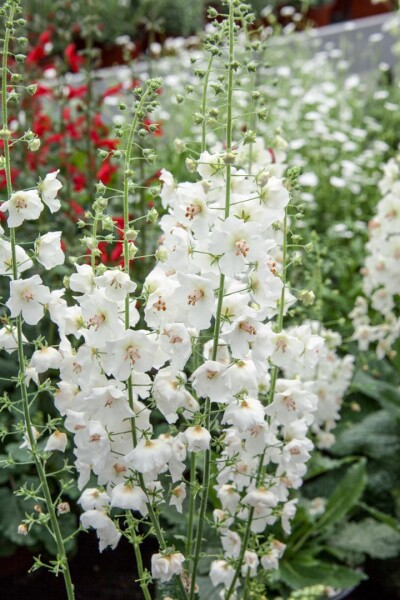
[279,554,366,590]
[311,460,367,532]
[329,518,400,560]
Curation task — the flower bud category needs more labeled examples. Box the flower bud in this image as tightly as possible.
[185,158,197,173]
[28,138,40,152]
[298,290,315,306]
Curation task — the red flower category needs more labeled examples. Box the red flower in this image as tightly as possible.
[27,45,46,65]
[97,160,117,185]
[102,83,124,98]
[66,85,88,99]
[64,43,84,73]
[143,118,163,137]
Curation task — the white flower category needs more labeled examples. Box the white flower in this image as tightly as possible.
[80,509,121,552]
[30,346,62,373]
[0,190,44,227]
[20,426,40,450]
[184,426,211,452]
[222,397,265,432]
[6,274,51,325]
[217,484,241,513]
[221,530,241,558]
[78,488,110,511]
[110,483,148,515]
[94,269,137,302]
[177,273,216,330]
[0,239,33,277]
[241,550,259,578]
[44,430,68,452]
[169,483,186,513]
[0,325,27,354]
[210,560,235,589]
[281,498,298,534]
[105,330,160,380]
[151,551,185,583]
[260,540,286,570]
[190,360,231,403]
[70,264,95,294]
[210,216,264,277]
[36,231,64,269]
[39,170,62,213]
[125,438,172,475]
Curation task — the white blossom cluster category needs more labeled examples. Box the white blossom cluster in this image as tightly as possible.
[0,138,355,594]
[351,158,400,357]
[282,322,354,450]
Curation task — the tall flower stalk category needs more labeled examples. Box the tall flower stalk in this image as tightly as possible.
[1,2,74,598]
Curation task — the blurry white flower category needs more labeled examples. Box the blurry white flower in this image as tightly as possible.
[0,190,43,227]
[39,170,62,213]
[36,231,64,269]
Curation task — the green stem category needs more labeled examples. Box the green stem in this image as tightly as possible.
[122,88,188,600]
[186,452,197,559]
[2,5,74,599]
[225,209,289,600]
[126,511,152,600]
[189,5,235,599]
[201,55,213,153]
[185,51,213,577]
[85,0,95,200]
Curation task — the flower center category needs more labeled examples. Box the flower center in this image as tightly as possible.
[283,395,296,411]
[239,321,256,335]
[206,369,217,379]
[187,288,204,306]
[235,239,250,257]
[88,313,105,330]
[22,289,34,301]
[267,260,278,275]
[113,463,127,474]
[154,296,167,311]
[185,203,202,220]
[125,345,141,364]
[14,195,28,210]
[275,337,287,352]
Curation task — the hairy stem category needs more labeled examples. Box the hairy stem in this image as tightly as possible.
[189,4,235,598]
[224,209,288,600]
[122,86,188,600]
[2,4,74,598]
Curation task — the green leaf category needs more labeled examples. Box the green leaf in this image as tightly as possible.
[358,501,400,532]
[313,460,367,532]
[305,454,358,480]
[329,518,400,560]
[332,411,400,460]
[278,554,366,590]
[351,370,400,415]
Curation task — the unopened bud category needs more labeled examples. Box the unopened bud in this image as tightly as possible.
[147,208,158,224]
[28,138,41,152]
[223,152,236,165]
[185,158,197,173]
[298,290,315,306]
[127,244,138,260]
[0,128,11,140]
[156,247,168,262]
[125,229,138,241]
[174,138,185,153]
